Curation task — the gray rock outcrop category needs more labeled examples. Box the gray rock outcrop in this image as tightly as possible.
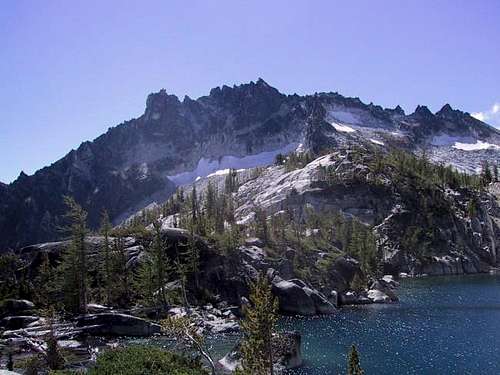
[75,313,161,337]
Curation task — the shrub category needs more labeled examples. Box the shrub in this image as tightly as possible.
[87,346,208,375]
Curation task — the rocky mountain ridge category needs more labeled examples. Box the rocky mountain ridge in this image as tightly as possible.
[183,145,500,278]
[1,79,500,249]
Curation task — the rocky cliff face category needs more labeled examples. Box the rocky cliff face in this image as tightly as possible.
[1,79,500,249]
[187,144,500,277]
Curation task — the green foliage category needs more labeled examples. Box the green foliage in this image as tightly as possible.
[45,316,65,371]
[346,221,377,275]
[161,316,216,375]
[23,355,44,375]
[109,230,133,307]
[467,198,478,218]
[376,149,483,191]
[99,210,113,305]
[366,149,484,259]
[347,344,364,375]
[481,160,493,185]
[183,231,201,288]
[224,168,239,193]
[134,220,172,307]
[254,207,270,246]
[0,252,24,300]
[238,275,279,375]
[215,224,242,257]
[349,273,366,292]
[87,346,208,375]
[58,196,89,314]
[281,151,314,172]
[33,252,58,308]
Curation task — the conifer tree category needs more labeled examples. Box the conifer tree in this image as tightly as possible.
[0,253,21,300]
[45,311,65,371]
[145,220,172,307]
[34,252,55,308]
[224,168,238,193]
[134,220,171,306]
[347,344,364,375]
[59,196,89,314]
[237,275,279,375]
[175,257,189,308]
[191,185,199,224]
[183,230,200,289]
[255,207,269,246]
[134,255,156,306]
[218,223,241,258]
[481,160,493,185]
[275,153,285,165]
[100,210,113,305]
[205,180,217,231]
[225,193,236,224]
[112,229,132,307]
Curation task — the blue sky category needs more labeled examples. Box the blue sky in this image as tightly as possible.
[1,0,499,183]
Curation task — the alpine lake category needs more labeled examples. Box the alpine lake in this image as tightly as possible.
[126,274,500,375]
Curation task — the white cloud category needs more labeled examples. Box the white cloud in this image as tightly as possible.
[472,102,500,128]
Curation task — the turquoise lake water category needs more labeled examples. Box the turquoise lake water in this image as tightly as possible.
[127,274,500,374]
[282,274,500,375]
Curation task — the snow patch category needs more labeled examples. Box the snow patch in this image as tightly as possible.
[138,162,149,180]
[167,143,299,185]
[431,134,499,151]
[330,110,360,124]
[370,139,384,146]
[431,134,473,146]
[206,168,246,178]
[452,141,500,151]
[330,121,356,133]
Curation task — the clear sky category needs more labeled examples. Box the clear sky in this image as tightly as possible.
[1,0,499,183]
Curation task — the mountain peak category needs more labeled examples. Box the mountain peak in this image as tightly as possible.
[15,171,29,182]
[256,77,270,87]
[438,103,454,114]
[435,103,470,122]
[412,105,434,118]
[144,89,181,120]
[394,105,405,116]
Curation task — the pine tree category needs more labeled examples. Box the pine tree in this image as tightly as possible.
[481,160,493,185]
[255,208,269,246]
[237,275,279,375]
[275,153,285,165]
[224,168,238,193]
[347,344,364,375]
[134,255,156,306]
[100,210,113,305]
[217,223,241,258]
[183,230,200,289]
[467,198,478,218]
[154,221,172,306]
[45,311,65,370]
[191,185,198,225]
[112,230,132,307]
[59,196,89,314]
[34,252,55,308]
[205,180,217,232]
[0,253,21,300]
[175,257,189,308]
